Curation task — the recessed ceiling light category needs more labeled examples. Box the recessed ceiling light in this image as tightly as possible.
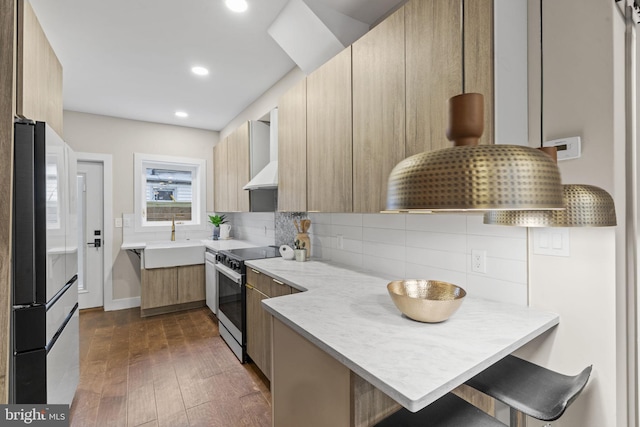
[226,0,248,13]
[175,111,188,118]
[191,66,209,76]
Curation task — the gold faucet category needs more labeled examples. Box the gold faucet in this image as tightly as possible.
[171,216,176,241]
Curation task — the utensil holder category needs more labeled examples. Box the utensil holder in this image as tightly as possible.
[294,249,307,262]
[295,232,310,259]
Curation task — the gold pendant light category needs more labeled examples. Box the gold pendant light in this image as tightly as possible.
[386,93,565,212]
[483,147,617,227]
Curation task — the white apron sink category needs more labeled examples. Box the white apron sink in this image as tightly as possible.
[143,240,205,269]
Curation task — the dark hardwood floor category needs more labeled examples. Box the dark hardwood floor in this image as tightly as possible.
[70,307,272,427]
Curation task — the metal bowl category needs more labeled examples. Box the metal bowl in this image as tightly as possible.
[387,280,466,323]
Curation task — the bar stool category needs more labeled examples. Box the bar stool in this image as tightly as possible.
[465,355,592,426]
[374,392,507,427]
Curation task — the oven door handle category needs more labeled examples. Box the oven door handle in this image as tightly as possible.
[215,263,242,284]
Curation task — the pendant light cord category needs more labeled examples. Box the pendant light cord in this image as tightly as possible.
[461,0,466,93]
[540,0,544,148]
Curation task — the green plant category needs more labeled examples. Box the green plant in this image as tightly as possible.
[294,239,306,250]
[208,214,227,227]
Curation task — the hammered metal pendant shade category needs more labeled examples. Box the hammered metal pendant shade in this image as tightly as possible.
[483,184,617,227]
[386,93,565,212]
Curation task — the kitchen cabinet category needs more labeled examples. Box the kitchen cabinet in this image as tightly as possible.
[306,47,353,213]
[140,264,205,316]
[213,122,250,212]
[245,268,295,380]
[352,7,406,213]
[16,0,63,136]
[278,78,307,212]
[463,0,493,146]
[405,0,463,156]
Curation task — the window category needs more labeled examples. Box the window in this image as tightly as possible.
[134,153,206,230]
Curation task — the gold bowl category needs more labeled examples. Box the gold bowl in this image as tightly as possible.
[387,280,467,323]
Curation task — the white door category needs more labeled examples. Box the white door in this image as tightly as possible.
[77,161,104,309]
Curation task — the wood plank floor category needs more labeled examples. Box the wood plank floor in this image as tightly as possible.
[70,307,272,427]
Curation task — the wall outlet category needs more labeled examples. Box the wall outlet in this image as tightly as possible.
[123,217,131,228]
[471,249,487,273]
[337,234,344,249]
[115,218,123,228]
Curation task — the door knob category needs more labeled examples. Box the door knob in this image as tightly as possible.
[87,238,101,248]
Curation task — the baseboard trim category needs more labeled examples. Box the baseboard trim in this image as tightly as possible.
[105,297,141,311]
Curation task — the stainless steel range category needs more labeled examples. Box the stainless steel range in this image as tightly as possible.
[215,246,280,362]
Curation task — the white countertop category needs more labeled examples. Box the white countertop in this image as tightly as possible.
[248,258,559,413]
[120,239,258,252]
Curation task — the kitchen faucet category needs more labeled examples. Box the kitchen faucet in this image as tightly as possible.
[171,216,175,241]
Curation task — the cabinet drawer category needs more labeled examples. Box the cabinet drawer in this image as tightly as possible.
[271,278,292,298]
[247,268,272,295]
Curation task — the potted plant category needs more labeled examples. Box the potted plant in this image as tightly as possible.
[208,214,227,240]
[294,239,307,262]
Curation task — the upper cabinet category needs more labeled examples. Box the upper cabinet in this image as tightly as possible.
[405,0,463,156]
[352,7,406,213]
[213,122,250,213]
[16,0,63,136]
[278,79,308,212]
[306,47,353,213]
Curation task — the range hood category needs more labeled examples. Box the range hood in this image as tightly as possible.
[243,108,278,190]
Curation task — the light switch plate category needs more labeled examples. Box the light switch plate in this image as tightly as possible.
[543,136,581,160]
[115,218,123,228]
[532,228,570,257]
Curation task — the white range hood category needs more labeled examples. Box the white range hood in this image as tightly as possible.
[243,108,279,190]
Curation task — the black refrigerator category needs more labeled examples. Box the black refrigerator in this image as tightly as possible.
[11,120,79,405]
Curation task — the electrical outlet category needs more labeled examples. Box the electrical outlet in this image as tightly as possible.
[471,250,487,273]
[337,235,344,249]
[115,218,123,228]
[123,217,131,228]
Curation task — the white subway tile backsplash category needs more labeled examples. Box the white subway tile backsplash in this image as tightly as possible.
[362,213,406,230]
[363,241,407,262]
[405,213,467,234]
[466,235,527,260]
[404,263,468,286]
[405,230,467,253]
[405,247,467,272]
[466,214,527,239]
[333,224,363,241]
[331,213,363,227]
[332,248,363,269]
[363,255,405,280]
[362,227,406,246]
[311,223,332,237]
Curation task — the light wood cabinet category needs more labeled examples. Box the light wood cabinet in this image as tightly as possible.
[16,0,63,136]
[463,0,493,146]
[306,47,353,213]
[405,0,463,156]
[213,123,250,212]
[278,78,308,212]
[213,137,228,211]
[245,268,295,380]
[141,264,205,316]
[352,7,406,213]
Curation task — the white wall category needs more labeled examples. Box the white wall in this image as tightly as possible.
[63,111,218,301]
[516,1,628,426]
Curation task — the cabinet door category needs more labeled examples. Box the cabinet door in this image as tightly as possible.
[178,264,205,304]
[226,123,250,212]
[405,0,463,156]
[141,267,178,309]
[464,0,493,146]
[352,8,406,213]
[17,1,63,136]
[278,79,308,212]
[247,268,271,296]
[306,47,353,213]
[246,285,271,380]
[213,138,229,212]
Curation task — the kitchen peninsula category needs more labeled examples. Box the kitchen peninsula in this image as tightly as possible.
[247,258,559,426]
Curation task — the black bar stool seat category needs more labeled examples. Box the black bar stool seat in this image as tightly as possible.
[466,355,592,422]
[374,393,507,427]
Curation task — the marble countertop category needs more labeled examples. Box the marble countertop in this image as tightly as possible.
[248,258,559,413]
[120,239,257,252]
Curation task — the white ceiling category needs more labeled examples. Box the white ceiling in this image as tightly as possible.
[29,0,404,131]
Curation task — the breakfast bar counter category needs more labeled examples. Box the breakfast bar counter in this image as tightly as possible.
[247,258,559,424]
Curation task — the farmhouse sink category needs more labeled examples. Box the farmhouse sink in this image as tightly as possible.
[143,240,205,269]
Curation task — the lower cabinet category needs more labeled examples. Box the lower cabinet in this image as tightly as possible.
[246,268,298,380]
[141,264,205,317]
